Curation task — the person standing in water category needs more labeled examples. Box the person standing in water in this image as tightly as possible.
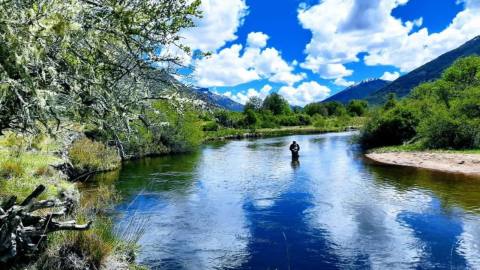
[290,141,300,160]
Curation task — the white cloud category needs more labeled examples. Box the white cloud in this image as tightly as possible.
[193,32,304,87]
[247,32,269,48]
[334,78,355,87]
[298,0,480,76]
[181,0,248,52]
[279,81,331,106]
[193,45,260,87]
[224,85,273,104]
[380,71,401,81]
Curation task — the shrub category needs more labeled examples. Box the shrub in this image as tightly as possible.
[359,105,419,148]
[0,159,25,178]
[419,112,479,149]
[313,116,328,128]
[68,138,121,173]
[214,110,243,128]
[33,165,55,177]
[203,121,219,131]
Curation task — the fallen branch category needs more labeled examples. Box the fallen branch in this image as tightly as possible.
[0,185,92,263]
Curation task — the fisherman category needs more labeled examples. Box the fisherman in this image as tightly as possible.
[290,141,300,160]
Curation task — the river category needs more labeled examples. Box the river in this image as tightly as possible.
[95,132,480,269]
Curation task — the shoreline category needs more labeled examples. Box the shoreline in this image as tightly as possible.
[366,151,480,176]
[204,126,358,142]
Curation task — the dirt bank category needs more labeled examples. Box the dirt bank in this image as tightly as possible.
[366,151,480,175]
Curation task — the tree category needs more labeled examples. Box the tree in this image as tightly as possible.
[324,102,347,116]
[383,93,398,111]
[244,96,263,112]
[262,93,291,115]
[243,109,259,127]
[0,0,201,138]
[304,102,328,116]
[347,100,368,116]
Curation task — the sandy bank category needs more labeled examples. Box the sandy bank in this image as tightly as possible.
[366,151,480,175]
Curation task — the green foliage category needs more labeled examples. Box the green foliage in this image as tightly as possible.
[262,93,291,115]
[347,100,368,116]
[244,96,263,112]
[324,102,348,116]
[383,93,398,111]
[0,159,25,179]
[0,0,201,135]
[360,104,419,148]
[203,121,219,131]
[214,110,243,128]
[304,103,328,117]
[304,101,348,117]
[243,109,260,128]
[360,56,480,150]
[68,138,121,173]
[276,114,312,126]
[0,134,74,201]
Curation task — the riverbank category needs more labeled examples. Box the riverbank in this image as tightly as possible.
[203,125,358,141]
[366,149,480,176]
[0,133,144,269]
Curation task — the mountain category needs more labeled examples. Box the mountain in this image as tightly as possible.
[322,79,391,104]
[366,35,480,104]
[190,88,244,112]
[146,71,243,111]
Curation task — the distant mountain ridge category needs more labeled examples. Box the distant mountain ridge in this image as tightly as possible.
[366,35,480,104]
[148,72,244,111]
[190,88,244,112]
[323,79,391,104]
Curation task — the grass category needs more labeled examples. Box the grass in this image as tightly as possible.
[0,132,146,269]
[0,147,74,202]
[68,137,121,173]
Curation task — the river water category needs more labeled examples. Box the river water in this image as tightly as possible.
[99,132,480,269]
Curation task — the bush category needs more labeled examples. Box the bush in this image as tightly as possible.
[203,121,219,131]
[419,112,479,149]
[68,138,121,173]
[359,105,419,148]
[214,110,243,128]
[277,114,312,126]
[0,159,25,178]
[313,116,328,128]
[360,56,480,150]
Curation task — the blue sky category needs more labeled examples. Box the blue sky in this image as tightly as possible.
[176,0,480,106]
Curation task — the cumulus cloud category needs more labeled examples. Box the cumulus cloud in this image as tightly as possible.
[380,71,401,81]
[224,85,273,104]
[298,0,480,77]
[193,32,304,87]
[247,32,269,48]
[181,0,248,52]
[279,81,331,106]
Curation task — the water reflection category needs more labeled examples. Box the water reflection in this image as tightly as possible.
[93,132,480,269]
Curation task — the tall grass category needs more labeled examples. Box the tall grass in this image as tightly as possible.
[68,138,121,173]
